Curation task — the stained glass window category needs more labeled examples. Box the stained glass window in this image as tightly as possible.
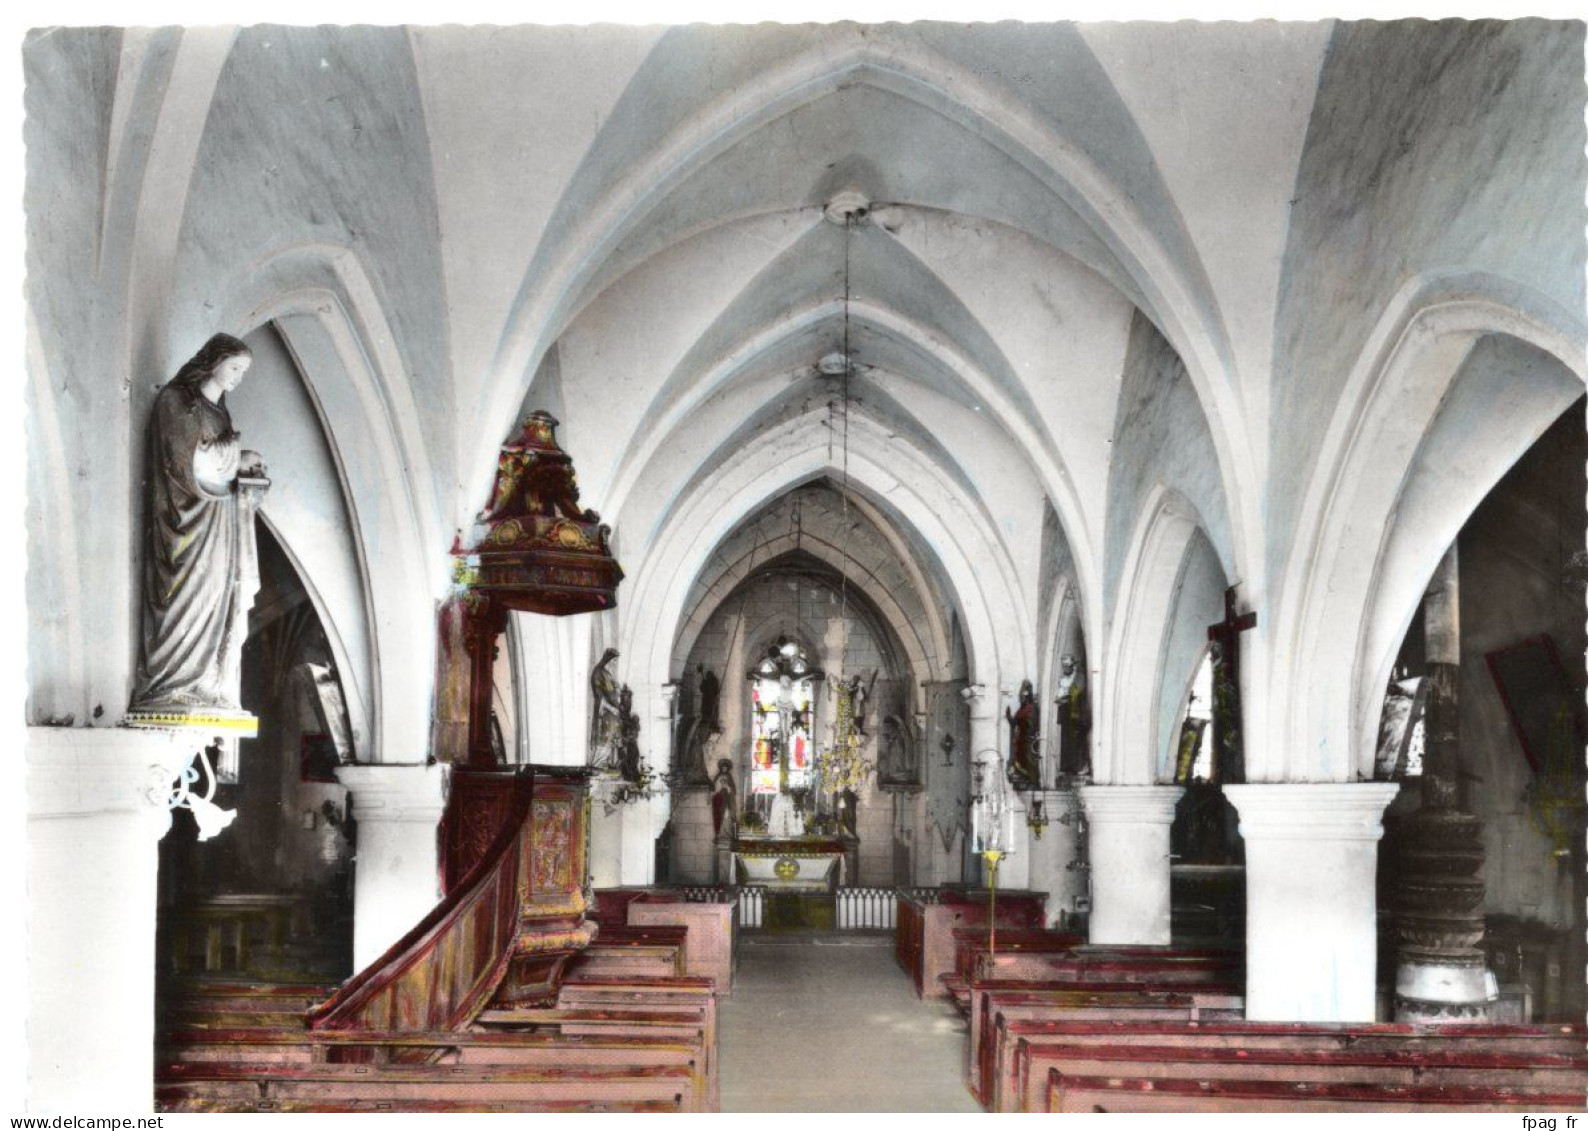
[748,640,815,796]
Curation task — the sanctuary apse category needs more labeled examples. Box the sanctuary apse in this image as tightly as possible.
[19,17,1588,1114]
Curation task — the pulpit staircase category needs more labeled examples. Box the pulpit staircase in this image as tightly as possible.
[156,767,718,1113]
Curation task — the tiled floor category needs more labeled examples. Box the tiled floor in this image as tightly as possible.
[718,931,982,1113]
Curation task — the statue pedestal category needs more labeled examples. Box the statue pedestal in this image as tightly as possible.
[663,784,717,885]
[123,709,258,782]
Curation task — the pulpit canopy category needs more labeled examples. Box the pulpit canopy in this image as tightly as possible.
[462,410,624,616]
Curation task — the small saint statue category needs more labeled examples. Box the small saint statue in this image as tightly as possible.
[589,647,623,770]
[616,685,643,784]
[1004,679,1040,790]
[846,671,875,736]
[1053,655,1092,782]
[698,666,721,735]
[710,758,738,841]
[130,333,267,721]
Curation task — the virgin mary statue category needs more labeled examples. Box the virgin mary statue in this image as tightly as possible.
[129,333,268,719]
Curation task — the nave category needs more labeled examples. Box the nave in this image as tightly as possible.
[21,18,1588,1115]
[719,934,978,1113]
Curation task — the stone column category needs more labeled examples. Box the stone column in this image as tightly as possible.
[1392,546,1494,1022]
[27,726,194,1111]
[1080,784,1182,944]
[1024,788,1087,929]
[587,794,624,889]
[619,798,658,886]
[1226,782,1400,1022]
[335,763,448,970]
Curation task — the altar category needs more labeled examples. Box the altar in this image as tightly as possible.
[732,835,852,929]
[732,835,849,891]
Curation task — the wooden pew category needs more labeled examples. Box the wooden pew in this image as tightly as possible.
[1046,1071,1588,1114]
[162,1028,317,1066]
[481,975,720,1109]
[896,889,1047,999]
[1004,1033,1588,1113]
[554,974,720,1109]
[948,927,1085,984]
[968,978,1245,1102]
[160,982,335,1030]
[566,929,687,979]
[157,1060,697,1113]
[628,896,737,996]
[946,948,1241,1011]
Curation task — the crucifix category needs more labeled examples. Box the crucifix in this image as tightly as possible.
[1205,585,1256,784]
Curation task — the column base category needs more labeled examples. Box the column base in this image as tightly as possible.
[1395,958,1496,1023]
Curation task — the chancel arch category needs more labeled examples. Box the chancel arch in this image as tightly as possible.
[619,409,1030,725]
[669,481,952,692]
[228,324,373,760]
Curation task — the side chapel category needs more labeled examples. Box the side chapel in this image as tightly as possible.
[20,17,1588,1114]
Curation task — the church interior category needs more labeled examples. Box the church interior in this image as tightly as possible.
[20,18,1588,1113]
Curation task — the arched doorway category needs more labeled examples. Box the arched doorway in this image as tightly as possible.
[154,522,357,996]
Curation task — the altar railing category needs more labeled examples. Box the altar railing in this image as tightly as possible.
[836,887,897,930]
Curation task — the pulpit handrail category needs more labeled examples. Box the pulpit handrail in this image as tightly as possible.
[307,768,535,1032]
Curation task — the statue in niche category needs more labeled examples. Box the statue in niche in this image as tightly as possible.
[710,758,738,841]
[1053,654,1093,782]
[877,714,918,787]
[1004,679,1041,790]
[616,685,643,784]
[698,665,721,735]
[130,333,268,719]
[589,647,622,770]
[846,670,876,736]
[683,664,723,783]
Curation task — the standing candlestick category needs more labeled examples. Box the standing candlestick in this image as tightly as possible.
[982,849,1006,956]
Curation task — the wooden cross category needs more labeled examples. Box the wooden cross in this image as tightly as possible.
[1207,585,1257,690]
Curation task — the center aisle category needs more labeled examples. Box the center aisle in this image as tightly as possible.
[717,932,982,1113]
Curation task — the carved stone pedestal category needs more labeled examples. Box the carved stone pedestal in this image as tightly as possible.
[1389,555,1495,1024]
[1391,808,1495,1021]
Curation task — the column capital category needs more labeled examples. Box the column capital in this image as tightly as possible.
[336,762,449,822]
[27,725,197,828]
[960,683,992,718]
[1079,783,1183,824]
[1226,782,1401,843]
